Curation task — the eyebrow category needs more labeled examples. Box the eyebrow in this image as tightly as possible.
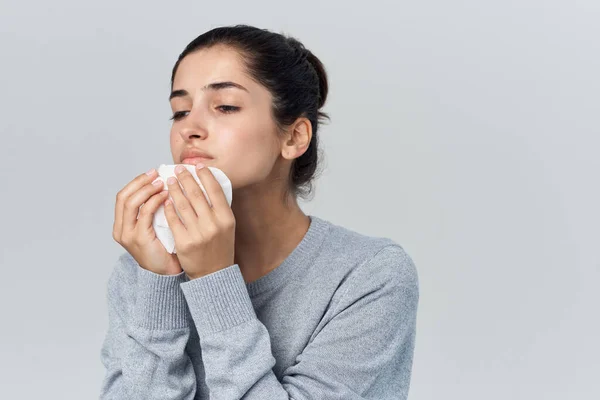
[169,81,249,100]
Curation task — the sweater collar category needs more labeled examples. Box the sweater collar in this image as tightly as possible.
[245,214,331,297]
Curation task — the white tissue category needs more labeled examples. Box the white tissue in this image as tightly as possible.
[149,164,233,254]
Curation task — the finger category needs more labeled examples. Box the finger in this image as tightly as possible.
[114,169,158,240]
[175,166,212,219]
[136,189,170,232]
[163,195,187,243]
[122,177,165,235]
[195,165,230,217]
[166,175,198,230]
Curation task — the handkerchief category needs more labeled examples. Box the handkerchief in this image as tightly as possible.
[149,164,233,254]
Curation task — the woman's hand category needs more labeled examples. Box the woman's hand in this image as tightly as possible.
[164,164,236,280]
[112,169,183,275]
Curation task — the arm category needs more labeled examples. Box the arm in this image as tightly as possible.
[179,245,419,400]
[99,255,198,400]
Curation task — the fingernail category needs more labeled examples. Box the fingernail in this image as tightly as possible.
[167,177,177,185]
[152,180,163,187]
[146,168,155,176]
[175,165,185,174]
[196,163,205,170]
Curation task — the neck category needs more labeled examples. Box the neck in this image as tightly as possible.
[231,183,310,284]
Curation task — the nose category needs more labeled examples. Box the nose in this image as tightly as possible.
[180,129,206,141]
[178,109,208,141]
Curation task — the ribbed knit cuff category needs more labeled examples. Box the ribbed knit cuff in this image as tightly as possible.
[180,264,256,335]
[133,265,189,330]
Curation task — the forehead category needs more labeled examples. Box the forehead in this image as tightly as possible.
[173,45,248,88]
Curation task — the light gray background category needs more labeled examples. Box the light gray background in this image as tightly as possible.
[0,0,597,399]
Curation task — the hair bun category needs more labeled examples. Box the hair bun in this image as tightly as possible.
[286,38,328,109]
[304,50,328,109]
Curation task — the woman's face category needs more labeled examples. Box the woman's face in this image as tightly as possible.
[169,45,285,192]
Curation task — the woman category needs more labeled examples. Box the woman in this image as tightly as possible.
[101,25,419,400]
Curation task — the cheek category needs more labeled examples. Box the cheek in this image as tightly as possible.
[220,127,279,187]
[169,129,181,162]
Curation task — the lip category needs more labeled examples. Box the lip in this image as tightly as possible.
[181,156,213,165]
[179,147,214,163]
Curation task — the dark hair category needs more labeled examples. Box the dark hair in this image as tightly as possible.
[170,25,330,202]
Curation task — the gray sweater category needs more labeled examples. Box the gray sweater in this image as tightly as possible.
[99,215,419,399]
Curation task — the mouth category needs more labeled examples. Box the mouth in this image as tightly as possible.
[180,156,214,165]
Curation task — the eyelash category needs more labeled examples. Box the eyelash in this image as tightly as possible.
[169,106,240,121]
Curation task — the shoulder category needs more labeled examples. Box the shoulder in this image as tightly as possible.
[317,216,419,291]
[310,218,420,337]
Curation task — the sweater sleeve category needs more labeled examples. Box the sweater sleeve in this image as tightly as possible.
[99,256,198,400]
[179,245,419,400]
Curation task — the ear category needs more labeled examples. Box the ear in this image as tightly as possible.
[281,117,312,160]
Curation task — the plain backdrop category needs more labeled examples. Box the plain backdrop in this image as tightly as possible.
[0,0,597,399]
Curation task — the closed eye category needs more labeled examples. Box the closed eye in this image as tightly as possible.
[217,105,240,114]
[169,106,240,121]
[169,111,188,121]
